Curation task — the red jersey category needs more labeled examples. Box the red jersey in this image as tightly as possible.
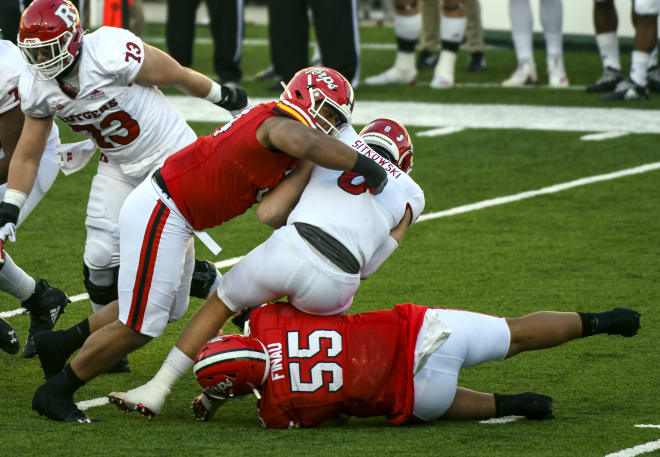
[249,302,428,428]
[160,102,300,231]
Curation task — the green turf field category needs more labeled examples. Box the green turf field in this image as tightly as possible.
[2,23,659,457]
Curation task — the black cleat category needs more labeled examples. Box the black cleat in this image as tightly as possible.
[34,331,70,379]
[606,307,641,337]
[32,383,98,423]
[587,67,623,93]
[416,50,439,70]
[105,357,131,374]
[467,51,486,72]
[647,65,660,93]
[518,392,554,420]
[189,260,219,299]
[22,280,70,358]
[0,317,20,355]
[253,65,281,82]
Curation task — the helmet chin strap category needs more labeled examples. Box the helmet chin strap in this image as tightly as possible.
[252,388,262,400]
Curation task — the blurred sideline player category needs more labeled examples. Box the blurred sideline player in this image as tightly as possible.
[365,0,468,88]
[106,117,423,419]
[189,301,641,427]
[30,66,389,422]
[601,0,660,100]
[0,0,248,361]
[0,39,90,357]
[502,0,569,88]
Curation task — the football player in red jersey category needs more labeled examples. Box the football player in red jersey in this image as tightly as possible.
[104,117,423,419]
[188,302,640,427]
[31,67,389,422]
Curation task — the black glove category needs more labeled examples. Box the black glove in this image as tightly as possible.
[350,154,388,195]
[214,85,249,113]
[0,202,19,228]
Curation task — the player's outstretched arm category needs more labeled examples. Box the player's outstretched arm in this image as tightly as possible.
[5,114,50,194]
[135,44,248,113]
[259,117,388,194]
[257,160,315,228]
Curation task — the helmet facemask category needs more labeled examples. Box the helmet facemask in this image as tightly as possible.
[19,31,77,80]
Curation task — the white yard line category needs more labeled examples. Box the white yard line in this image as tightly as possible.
[580,132,631,141]
[4,161,660,320]
[604,441,660,457]
[479,416,523,424]
[417,127,466,137]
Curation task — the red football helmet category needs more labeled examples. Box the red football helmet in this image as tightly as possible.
[194,334,270,399]
[279,66,355,137]
[359,118,414,174]
[17,0,83,80]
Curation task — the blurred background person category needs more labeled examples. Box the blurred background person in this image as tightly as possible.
[265,0,360,89]
[601,0,659,100]
[166,0,244,87]
[417,0,486,73]
[502,0,569,88]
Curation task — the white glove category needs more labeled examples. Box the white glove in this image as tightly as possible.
[0,222,16,243]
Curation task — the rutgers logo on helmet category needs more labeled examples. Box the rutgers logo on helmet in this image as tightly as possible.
[194,335,270,399]
[278,66,355,137]
[18,0,83,80]
[359,118,414,174]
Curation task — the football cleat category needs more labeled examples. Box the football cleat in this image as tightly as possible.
[190,260,220,299]
[502,61,537,87]
[192,390,227,421]
[646,65,660,93]
[364,66,417,86]
[586,66,622,93]
[0,317,20,355]
[22,279,70,358]
[467,51,486,72]
[547,56,569,88]
[32,383,98,423]
[601,80,649,101]
[416,50,439,70]
[108,381,171,418]
[429,75,453,89]
[430,50,456,89]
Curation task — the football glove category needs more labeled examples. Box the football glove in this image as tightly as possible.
[214,85,249,114]
[0,201,19,241]
[350,153,388,195]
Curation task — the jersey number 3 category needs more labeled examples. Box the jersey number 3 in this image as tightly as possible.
[287,330,343,393]
[71,111,140,149]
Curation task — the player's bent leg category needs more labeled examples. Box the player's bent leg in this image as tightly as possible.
[109,292,236,418]
[20,278,70,358]
[440,388,495,420]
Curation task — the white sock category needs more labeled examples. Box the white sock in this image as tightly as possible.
[394,12,421,42]
[509,0,534,64]
[595,32,621,70]
[630,50,651,87]
[393,51,416,70]
[91,301,105,313]
[440,15,466,44]
[0,253,36,302]
[540,0,563,35]
[151,345,194,391]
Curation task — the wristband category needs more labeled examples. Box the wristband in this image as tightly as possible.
[204,81,224,104]
[3,189,28,210]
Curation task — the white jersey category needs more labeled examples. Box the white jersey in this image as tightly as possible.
[287,125,425,271]
[0,40,58,161]
[18,27,196,180]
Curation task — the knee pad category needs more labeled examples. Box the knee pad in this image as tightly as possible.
[84,230,119,271]
[83,264,119,306]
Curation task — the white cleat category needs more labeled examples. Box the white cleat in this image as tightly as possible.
[108,381,171,419]
[364,66,417,86]
[547,56,570,88]
[502,61,537,87]
[430,75,454,89]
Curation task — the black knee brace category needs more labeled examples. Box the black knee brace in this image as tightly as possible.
[83,264,119,305]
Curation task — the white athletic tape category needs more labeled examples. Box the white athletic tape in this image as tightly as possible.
[479,416,523,424]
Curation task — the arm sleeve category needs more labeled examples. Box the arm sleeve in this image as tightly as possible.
[361,235,398,279]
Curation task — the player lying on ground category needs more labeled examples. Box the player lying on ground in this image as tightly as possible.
[105,117,423,418]
[30,67,389,423]
[188,302,641,427]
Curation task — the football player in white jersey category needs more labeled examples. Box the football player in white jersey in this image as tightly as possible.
[106,117,424,419]
[0,0,248,366]
[0,39,84,358]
